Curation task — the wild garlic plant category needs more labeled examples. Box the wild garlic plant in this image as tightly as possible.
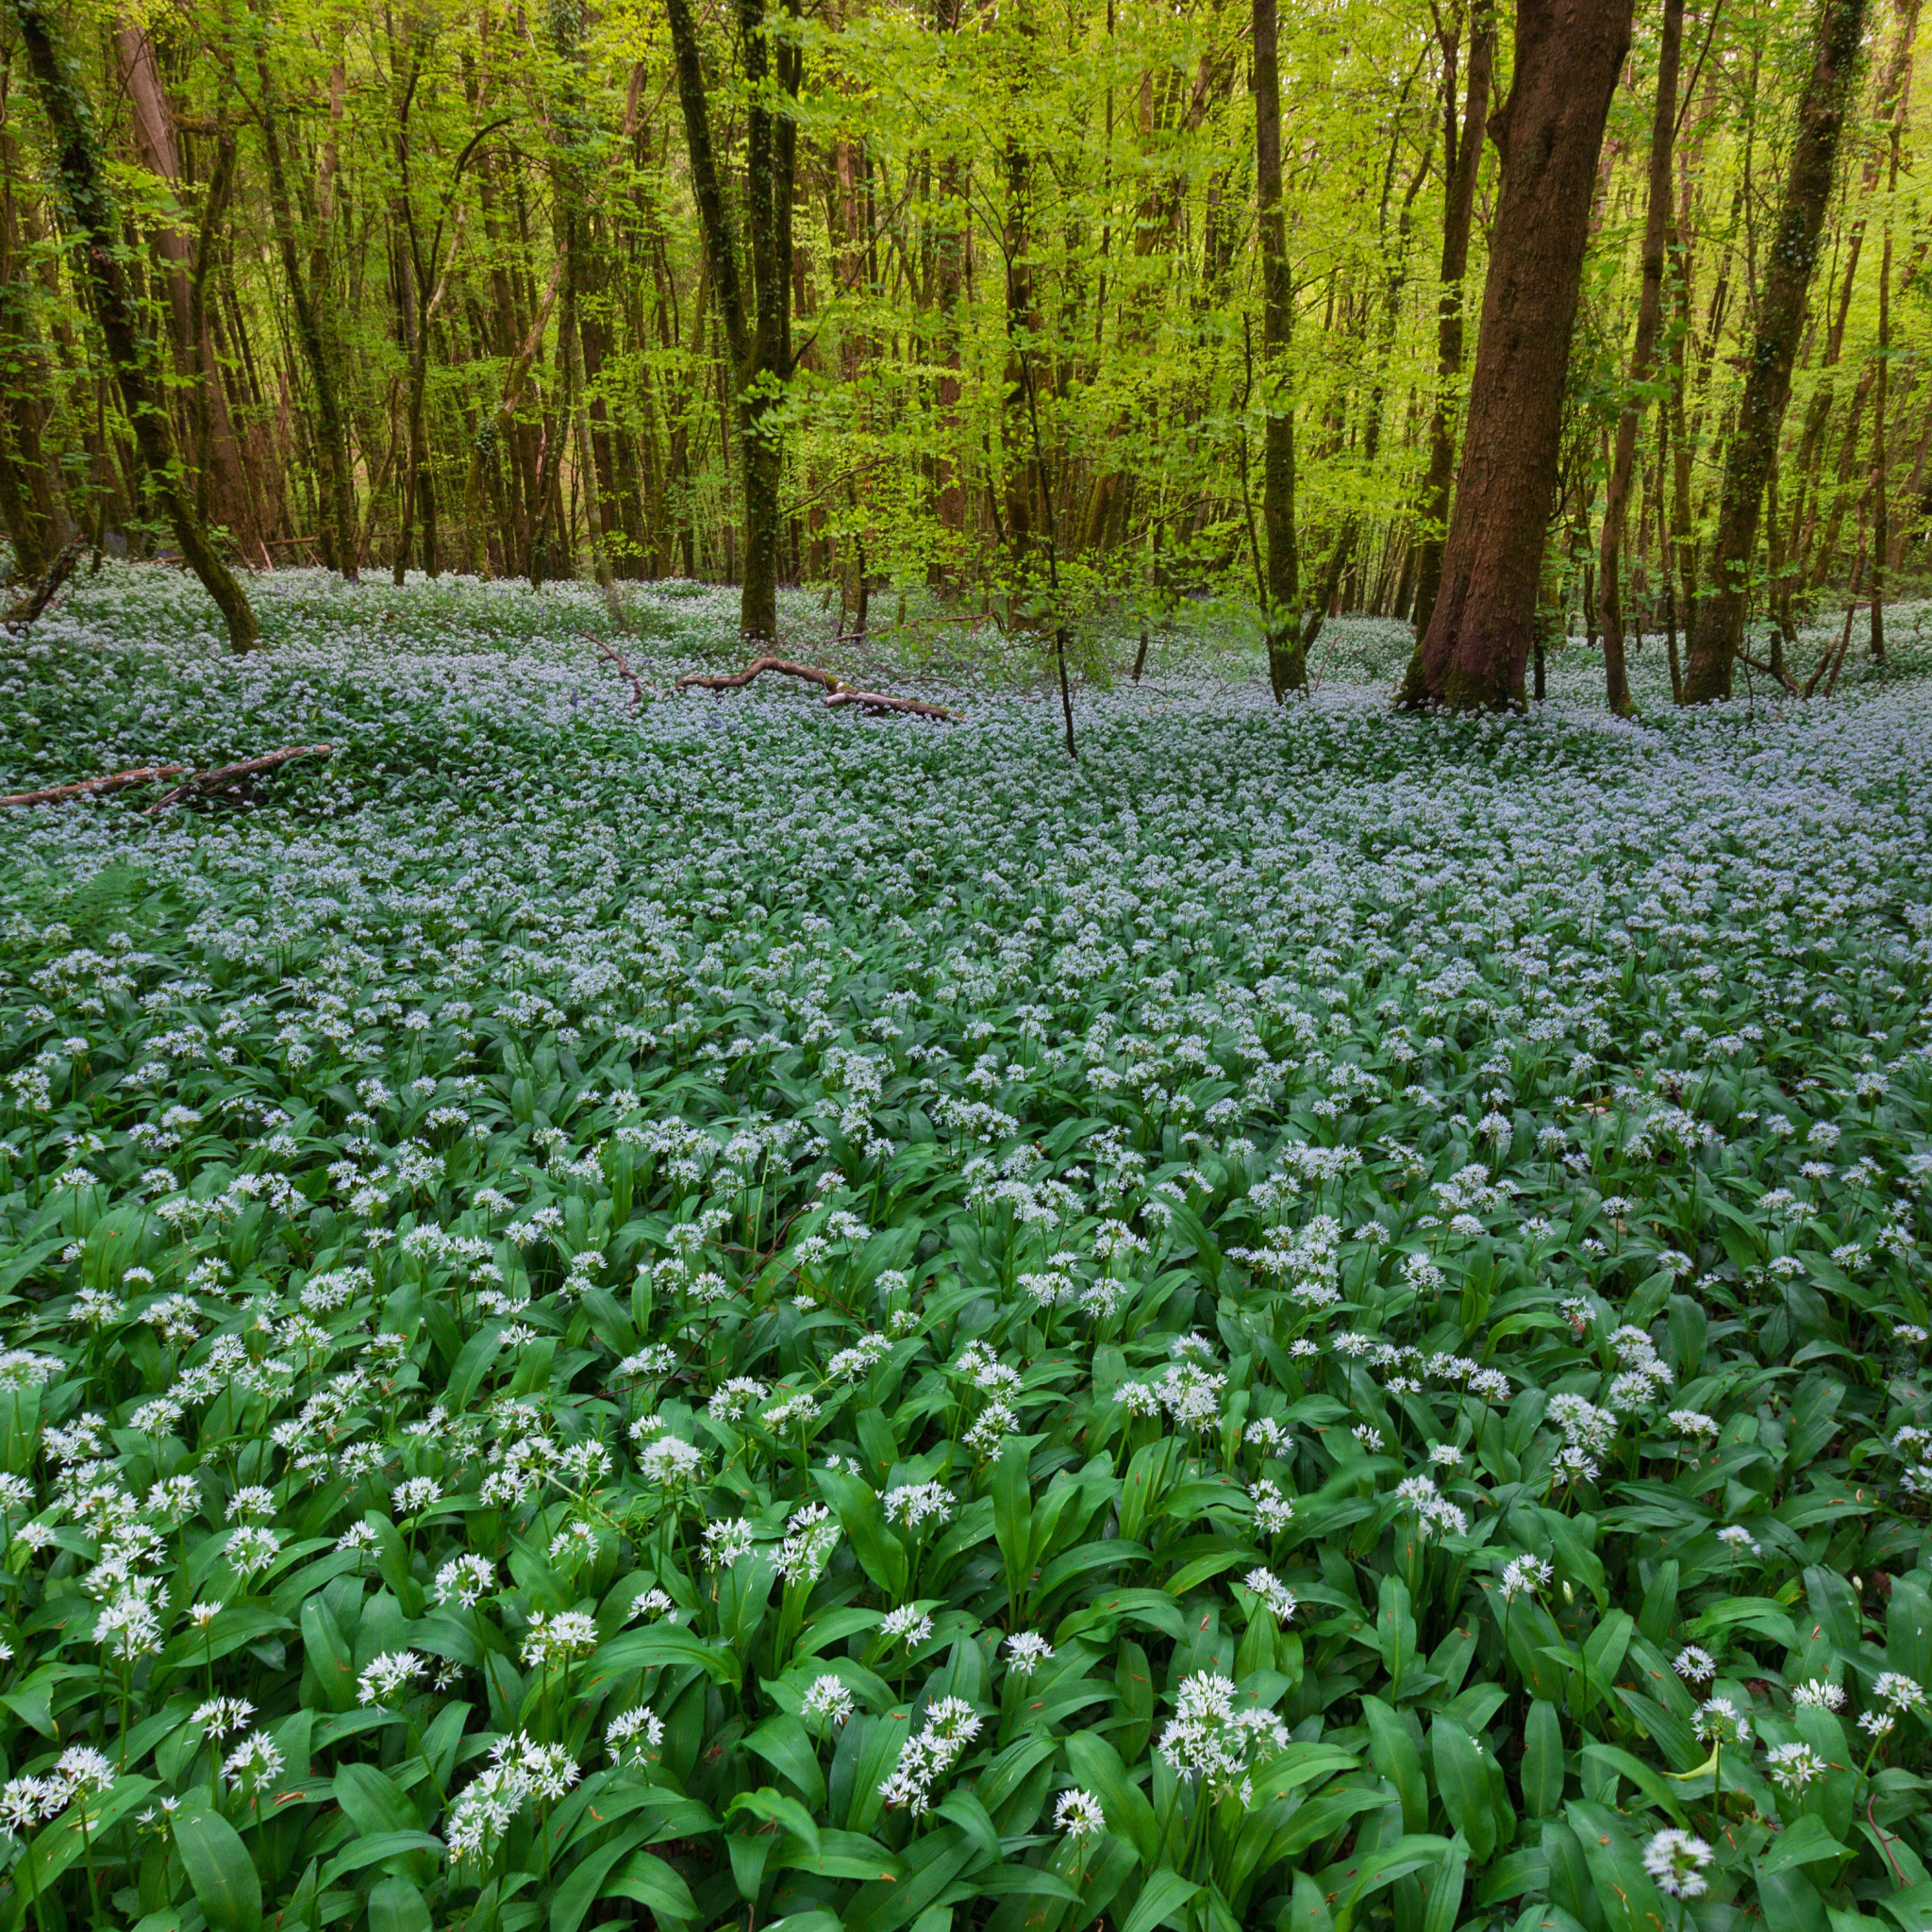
[0,570,1926,1932]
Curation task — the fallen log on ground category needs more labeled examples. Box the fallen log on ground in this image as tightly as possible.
[142,744,334,813]
[3,743,334,810]
[675,655,954,720]
[1,761,192,808]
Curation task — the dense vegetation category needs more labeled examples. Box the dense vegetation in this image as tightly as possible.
[0,571,1928,1932]
[0,0,1929,706]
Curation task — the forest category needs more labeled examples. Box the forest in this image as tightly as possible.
[2,6,1932,1932]
[0,0,1926,705]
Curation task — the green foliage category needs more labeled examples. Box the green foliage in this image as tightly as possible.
[0,570,1927,1932]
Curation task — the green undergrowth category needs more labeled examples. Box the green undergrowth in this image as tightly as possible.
[0,567,1928,1932]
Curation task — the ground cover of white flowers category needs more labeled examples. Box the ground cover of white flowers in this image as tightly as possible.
[1,565,1930,1932]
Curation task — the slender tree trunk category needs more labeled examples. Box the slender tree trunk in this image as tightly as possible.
[7,0,257,650]
[1783,3,1914,601]
[549,0,613,593]
[1597,0,1682,715]
[0,125,60,577]
[1407,5,1493,649]
[1870,0,1914,659]
[255,30,358,579]
[665,0,787,641]
[1408,0,1634,710]
[1253,0,1301,696]
[1684,0,1868,702]
[389,21,427,586]
[1304,136,1432,654]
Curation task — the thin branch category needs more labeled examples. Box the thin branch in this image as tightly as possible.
[595,639,646,710]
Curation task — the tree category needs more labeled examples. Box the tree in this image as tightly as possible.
[1596,0,1683,716]
[1406,0,1634,710]
[665,0,796,641]
[1407,2,1494,647]
[1684,0,1869,702]
[1253,0,1301,698]
[252,21,358,580]
[6,0,258,652]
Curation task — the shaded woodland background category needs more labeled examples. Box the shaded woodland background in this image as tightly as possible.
[0,0,1927,696]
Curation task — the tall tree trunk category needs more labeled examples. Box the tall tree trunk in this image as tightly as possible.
[1684,0,1868,702]
[664,0,787,641]
[1408,0,1634,710]
[1253,0,1301,696]
[0,123,60,577]
[1782,3,1914,602]
[551,0,612,592]
[7,0,257,650]
[390,20,427,585]
[1407,5,1493,649]
[1596,0,1682,715]
[120,22,263,555]
[1303,132,1432,654]
[1869,0,1915,659]
[255,28,358,578]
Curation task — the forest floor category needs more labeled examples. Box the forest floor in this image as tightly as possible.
[0,567,1927,1932]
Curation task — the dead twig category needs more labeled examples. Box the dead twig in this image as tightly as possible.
[1,761,192,808]
[594,638,646,711]
[3,537,85,632]
[142,744,334,815]
[675,654,956,721]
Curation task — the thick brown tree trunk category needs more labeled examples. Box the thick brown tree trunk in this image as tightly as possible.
[1684,0,1868,702]
[1596,0,1682,715]
[1253,0,1301,696]
[1407,0,1634,710]
[1407,6,1494,650]
[116,19,258,555]
[7,0,257,651]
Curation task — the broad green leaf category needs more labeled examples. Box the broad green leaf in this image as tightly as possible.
[1120,1870,1201,1932]
[174,1801,264,1932]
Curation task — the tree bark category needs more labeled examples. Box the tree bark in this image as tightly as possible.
[1407,4,1493,649]
[255,29,358,579]
[7,0,257,651]
[1253,0,1302,696]
[1870,0,1915,660]
[1683,0,1868,702]
[1596,0,1682,715]
[1407,0,1634,710]
[0,124,60,578]
[665,0,787,641]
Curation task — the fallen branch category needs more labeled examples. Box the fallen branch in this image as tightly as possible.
[594,638,646,711]
[1,761,191,808]
[1739,652,1801,696]
[823,689,957,720]
[142,743,334,814]
[675,655,955,720]
[675,655,839,694]
[3,537,85,632]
